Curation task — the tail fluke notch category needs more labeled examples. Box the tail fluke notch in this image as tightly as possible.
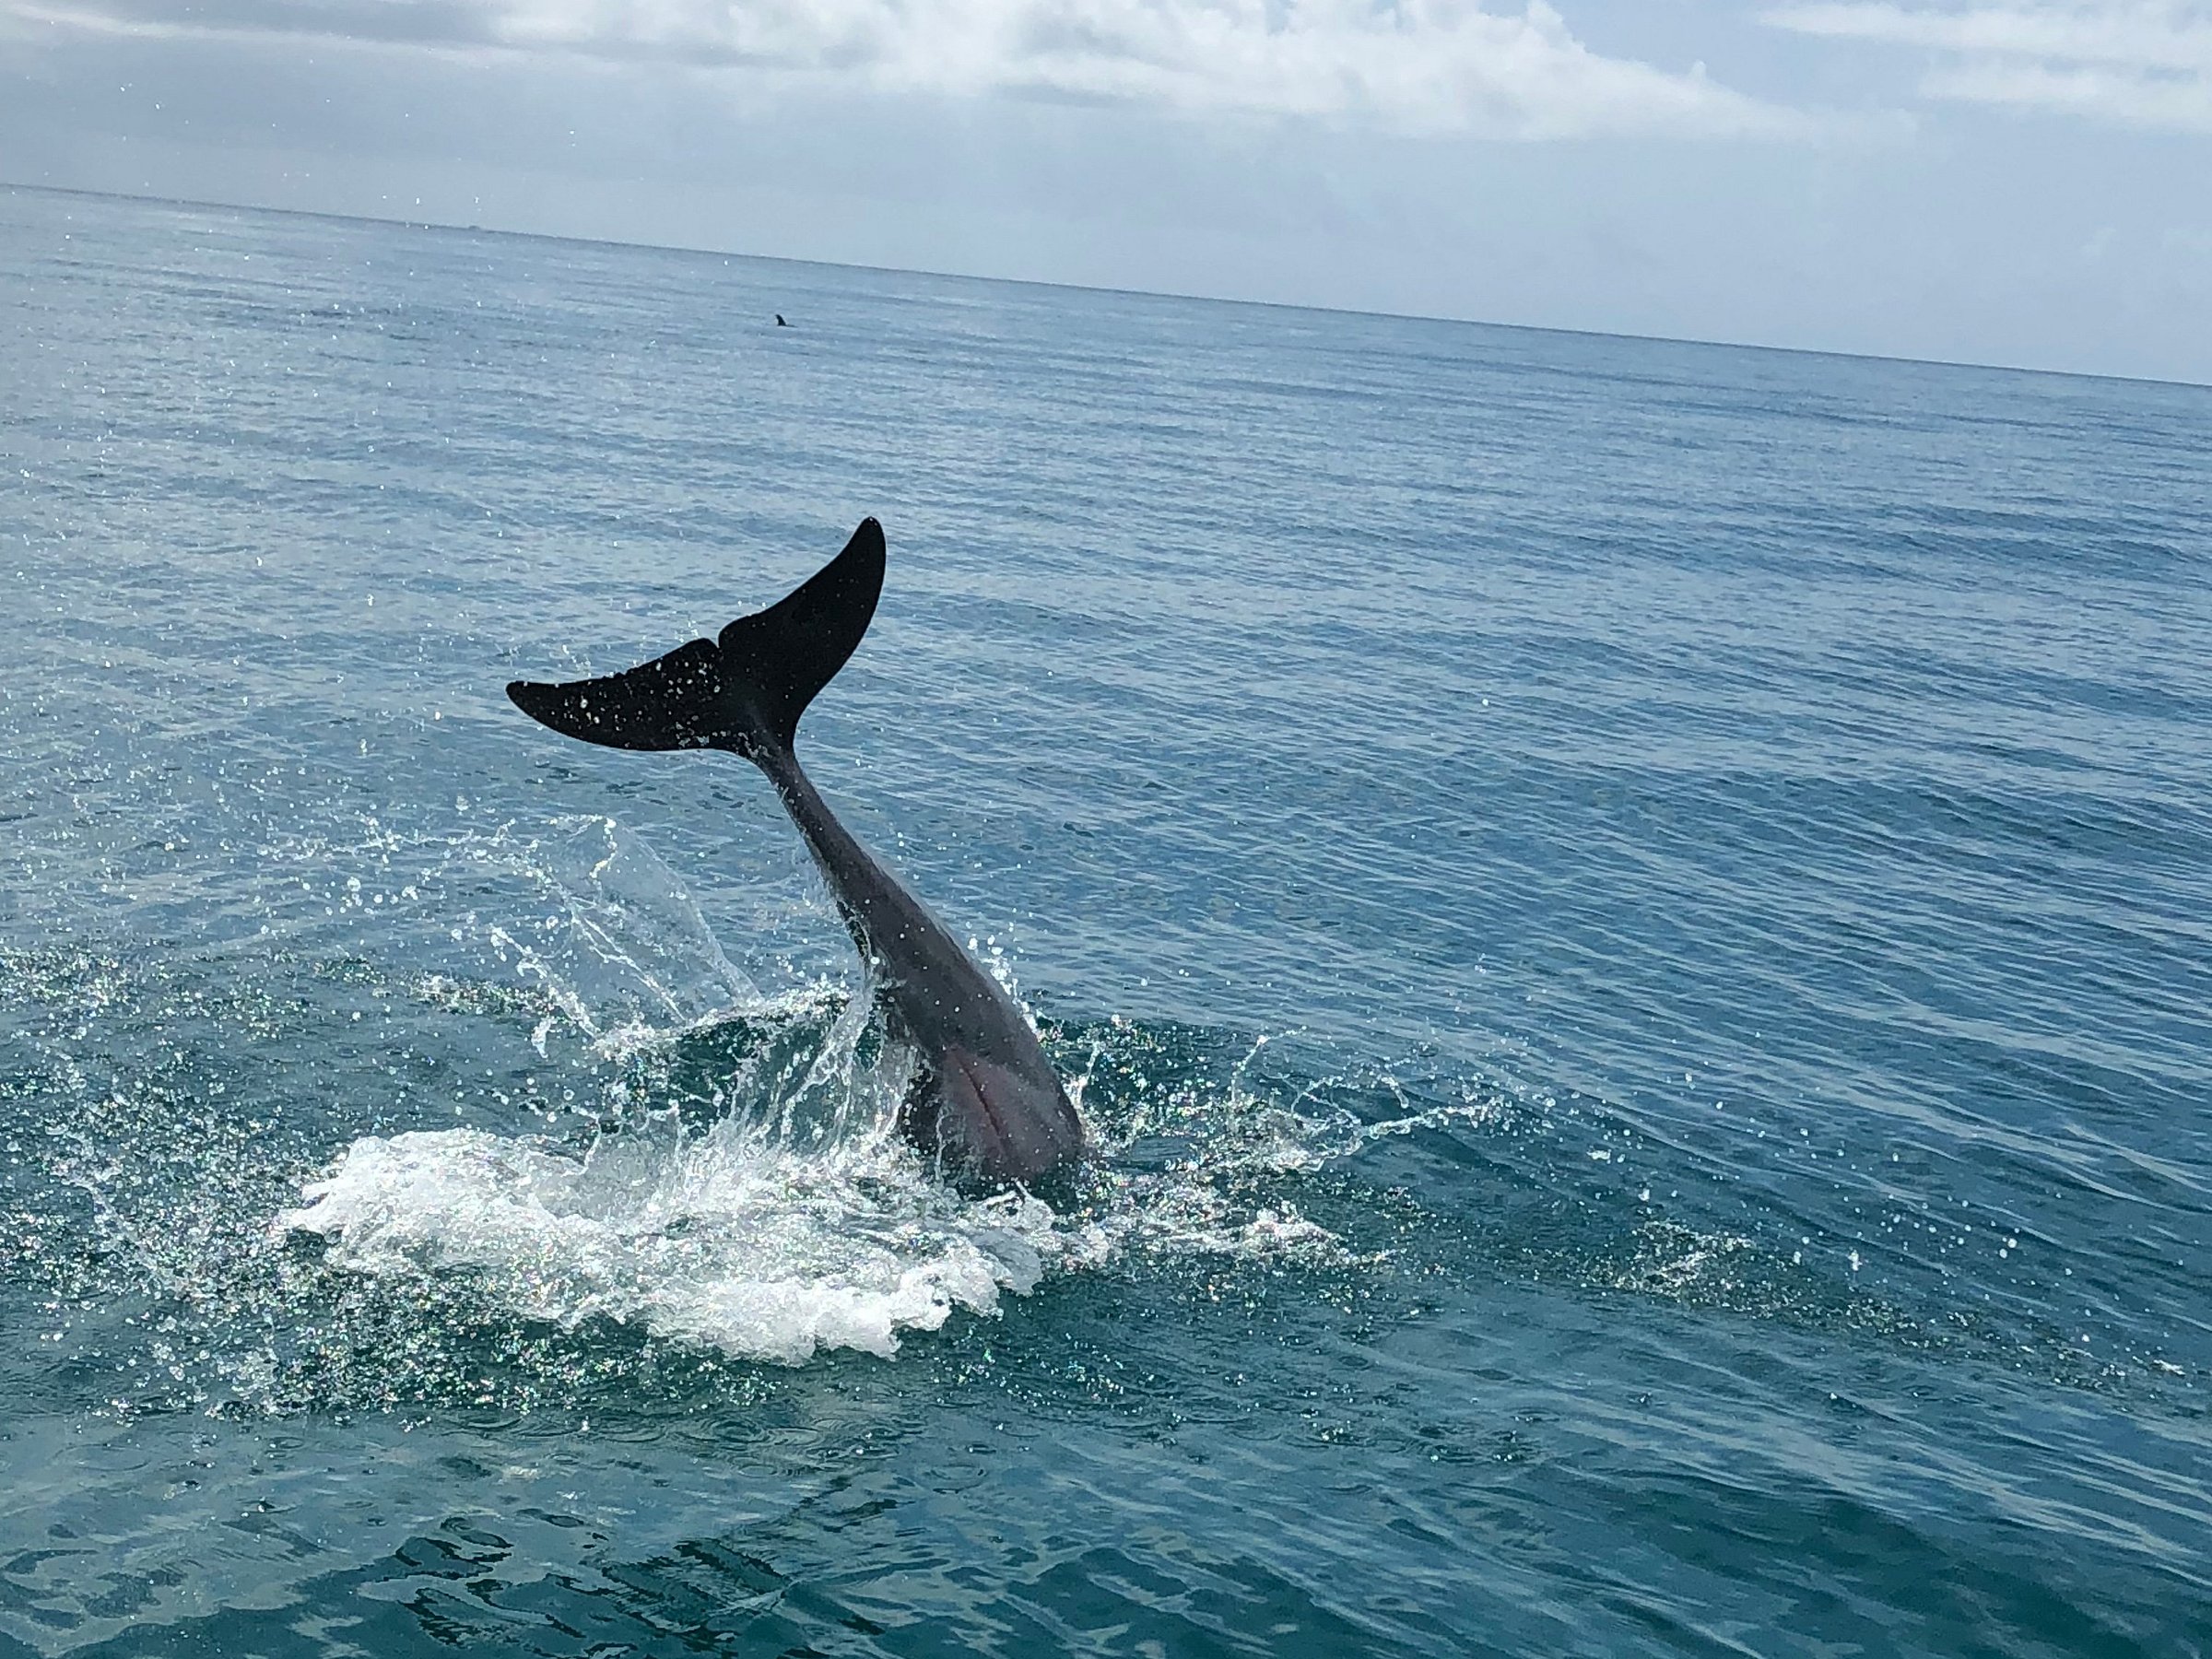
[506,517,887,758]
[718,516,884,753]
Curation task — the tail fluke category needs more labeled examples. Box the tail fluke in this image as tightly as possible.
[506,517,886,758]
[717,516,884,752]
[507,637,730,752]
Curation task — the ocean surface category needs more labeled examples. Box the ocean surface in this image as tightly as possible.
[1,182,2207,1657]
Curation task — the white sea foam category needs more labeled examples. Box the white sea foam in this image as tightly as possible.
[276,1064,1383,1362]
[278,1121,1061,1363]
[276,1095,1379,1362]
[274,814,1382,1362]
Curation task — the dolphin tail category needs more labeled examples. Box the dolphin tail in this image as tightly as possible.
[505,517,887,757]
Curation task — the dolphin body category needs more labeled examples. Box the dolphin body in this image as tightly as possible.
[506,518,1087,1191]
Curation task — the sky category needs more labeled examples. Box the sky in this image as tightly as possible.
[2,1,2207,382]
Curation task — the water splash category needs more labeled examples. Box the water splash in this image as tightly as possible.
[279,1124,1056,1364]
[274,1003,1387,1367]
[256,813,1389,1369]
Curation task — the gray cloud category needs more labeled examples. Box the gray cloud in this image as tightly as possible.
[1765,2,2212,131]
[8,0,500,47]
[8,0,1807,137]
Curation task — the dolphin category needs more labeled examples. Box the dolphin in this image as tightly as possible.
[505,517,1088,1191]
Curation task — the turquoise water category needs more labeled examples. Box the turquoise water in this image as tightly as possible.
[2,183,2208,1656]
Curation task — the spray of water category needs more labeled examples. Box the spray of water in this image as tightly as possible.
[270,813,1376,1366]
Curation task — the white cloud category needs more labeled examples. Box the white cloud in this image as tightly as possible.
[1764,2,2212,131]
[6,0,1802,138]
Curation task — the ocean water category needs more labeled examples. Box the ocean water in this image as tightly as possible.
[1,182,2208,1656]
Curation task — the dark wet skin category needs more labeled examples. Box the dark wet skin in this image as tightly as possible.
[505,519,1087,1192]
[753,743,1085,1188]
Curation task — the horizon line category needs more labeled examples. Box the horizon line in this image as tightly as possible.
[6,177,2206,394]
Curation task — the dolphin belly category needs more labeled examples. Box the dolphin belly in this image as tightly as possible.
[901,1043,1080,1189]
